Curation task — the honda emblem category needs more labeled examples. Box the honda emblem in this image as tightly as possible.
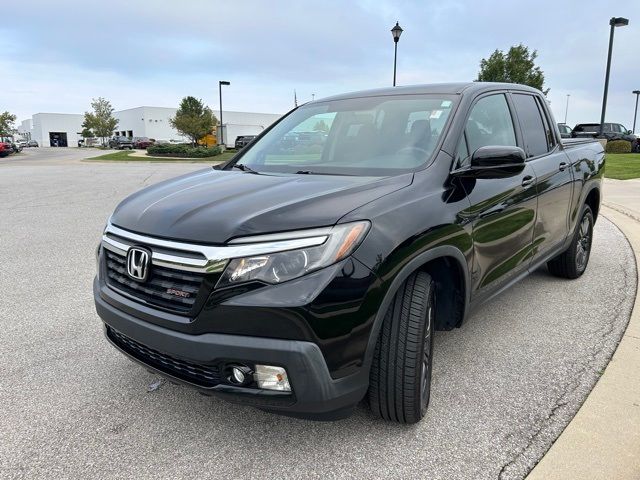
[126,247,151,282]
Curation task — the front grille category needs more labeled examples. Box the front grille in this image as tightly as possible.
[107,327,221,388]
[104,250,204,314]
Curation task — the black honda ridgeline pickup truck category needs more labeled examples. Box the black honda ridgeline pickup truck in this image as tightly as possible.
[94,83,604,423]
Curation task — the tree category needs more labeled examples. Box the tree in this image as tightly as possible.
[0,111,17,137]
[83,98,118,146]
[170,96,217,146]
[313,120,329,132]
[81,127,95,138]
[477,44,549,95]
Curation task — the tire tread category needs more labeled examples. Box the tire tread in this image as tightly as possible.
[369,271,434,424]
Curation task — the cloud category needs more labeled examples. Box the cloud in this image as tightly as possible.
[1,0,638,128]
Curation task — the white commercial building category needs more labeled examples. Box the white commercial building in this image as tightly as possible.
[33,113,84,147]
[17,119,33,140]
[215,110,282,147]
[20,107,282,147]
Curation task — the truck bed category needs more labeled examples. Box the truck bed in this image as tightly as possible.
[561,138,600,148]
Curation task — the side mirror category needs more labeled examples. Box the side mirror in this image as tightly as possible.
[627,129,633,135]
[454,145,526,179]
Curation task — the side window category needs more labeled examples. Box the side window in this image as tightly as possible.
[465,94,517,156]
[512,93,549,157]
[535,96,555,149]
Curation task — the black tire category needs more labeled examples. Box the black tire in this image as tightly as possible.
[369,270,435,424]
[547,204,594,279]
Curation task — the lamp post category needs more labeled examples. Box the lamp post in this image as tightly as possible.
[599,17,629,136]
[391,22,403,87]
[632,90,640,134]
[564,94,570,124]
[218,80,230,146]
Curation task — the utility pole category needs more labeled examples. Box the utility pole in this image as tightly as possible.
[599,17,629,135]
[218,80,230,146]
[391,22,403,87]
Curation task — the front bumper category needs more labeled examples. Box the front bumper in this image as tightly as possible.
[94,278,369,419]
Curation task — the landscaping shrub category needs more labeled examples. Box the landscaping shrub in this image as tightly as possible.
[147,144,222,158]
[606,140,632,154]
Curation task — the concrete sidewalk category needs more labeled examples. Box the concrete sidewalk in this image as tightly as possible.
[527,184,640,479]
[604,178,640,219]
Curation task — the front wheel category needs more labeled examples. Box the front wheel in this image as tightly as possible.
[547,204,594,279]
[368,271,435,423]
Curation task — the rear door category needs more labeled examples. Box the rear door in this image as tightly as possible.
[510,92,573,262]
[457,93,538,298]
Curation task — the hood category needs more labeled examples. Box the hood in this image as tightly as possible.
[111,169,413,244]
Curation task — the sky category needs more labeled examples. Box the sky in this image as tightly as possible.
[1,0,639,129]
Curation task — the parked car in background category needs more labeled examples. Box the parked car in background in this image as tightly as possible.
[235,135,257,149]
[108,136,134,150]
[27,140,39,147]
[18,140,28,148]
[94,82,604,423]
[2,138,22,153]
[557,123,572,138]
[0,142,12,157]
[133,137,155,149]
[572,122,638,151]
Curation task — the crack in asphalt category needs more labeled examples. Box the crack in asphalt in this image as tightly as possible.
[497,219,637,480]
[604,202,640,223]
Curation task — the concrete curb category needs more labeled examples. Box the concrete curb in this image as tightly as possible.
[526,205,640,479]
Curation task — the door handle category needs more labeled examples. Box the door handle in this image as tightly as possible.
[559,162,568,171]
[521,176,534,187]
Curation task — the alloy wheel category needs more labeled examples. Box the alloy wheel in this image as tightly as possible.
[576,215,592,271]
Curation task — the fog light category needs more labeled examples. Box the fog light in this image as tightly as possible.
[232,367,246,384]
[255,365,291,392]
[225,364,253,387]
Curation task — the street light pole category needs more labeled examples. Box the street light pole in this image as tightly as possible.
[632,90,640,134]
[219,80,230,147]
[391,22,403,87]
[599,17,629,136]
[564,94,570,124]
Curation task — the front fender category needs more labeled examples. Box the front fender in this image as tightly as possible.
[357,243,471,374]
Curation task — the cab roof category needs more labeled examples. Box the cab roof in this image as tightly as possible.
[313,82,542,103]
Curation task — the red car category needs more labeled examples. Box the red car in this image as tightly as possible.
[0,142,12,157]
[133,137,155,149]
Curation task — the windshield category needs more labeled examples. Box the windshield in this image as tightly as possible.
[235,94,456,176]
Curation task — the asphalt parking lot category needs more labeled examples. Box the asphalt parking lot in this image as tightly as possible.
[0,148,636,480]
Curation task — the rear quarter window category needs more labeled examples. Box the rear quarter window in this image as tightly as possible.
[512,94,549,157]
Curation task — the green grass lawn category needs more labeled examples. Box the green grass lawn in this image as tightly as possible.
[605,153,640,180]
[86,150,236,163]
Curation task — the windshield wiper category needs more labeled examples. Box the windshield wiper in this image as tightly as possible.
[232,163,259,174]
[294,170,351,176]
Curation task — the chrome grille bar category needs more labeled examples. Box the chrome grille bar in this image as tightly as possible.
[102,222,329,274]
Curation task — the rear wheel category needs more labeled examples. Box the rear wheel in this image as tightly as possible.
[547,204,594,279]
[369,271,435,423]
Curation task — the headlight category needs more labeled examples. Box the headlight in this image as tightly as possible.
[217,221,370,287]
